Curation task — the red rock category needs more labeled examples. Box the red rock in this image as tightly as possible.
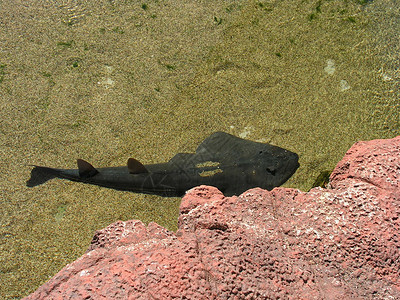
[330,135,400,191]
[23,136,400,299]
[179,185,225,214]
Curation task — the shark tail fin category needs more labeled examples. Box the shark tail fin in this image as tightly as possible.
[77,159,99,178]
[127,158,148,174]
[26,166,59,187]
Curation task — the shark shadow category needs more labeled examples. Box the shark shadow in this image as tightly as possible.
[27,132,299,197]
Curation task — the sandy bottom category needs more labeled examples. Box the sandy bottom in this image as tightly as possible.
[0,0,399,298]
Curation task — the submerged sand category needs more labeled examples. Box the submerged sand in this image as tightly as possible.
[0,0,399,298]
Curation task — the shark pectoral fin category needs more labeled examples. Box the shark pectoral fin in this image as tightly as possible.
[77,159,99,178]
[127,158,148,174]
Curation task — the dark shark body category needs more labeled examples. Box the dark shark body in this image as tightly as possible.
[27,132,299,197]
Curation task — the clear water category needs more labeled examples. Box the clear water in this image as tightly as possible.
[0,0,398,298]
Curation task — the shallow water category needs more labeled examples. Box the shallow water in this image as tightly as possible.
[0,0,399,298]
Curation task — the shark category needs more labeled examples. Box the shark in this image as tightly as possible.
[27,132,299,197]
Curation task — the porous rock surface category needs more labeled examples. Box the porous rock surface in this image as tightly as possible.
[24,136,400,299]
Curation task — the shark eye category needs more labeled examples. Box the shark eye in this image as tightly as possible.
[266,167,276,175]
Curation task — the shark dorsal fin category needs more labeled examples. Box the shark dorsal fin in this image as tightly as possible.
[77,159,99,178]
[127,158,148,174]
